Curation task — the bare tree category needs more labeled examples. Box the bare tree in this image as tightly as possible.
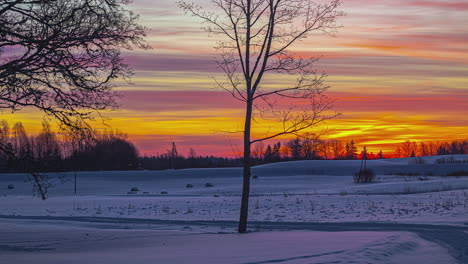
[0,119,9,145]
[419,142,428,157]
[330,139,343,159]
[1,0,146,198]
[252,141,265,159]
[301,132,325,159]
[318,140,329,159]
[0,119,10,161]
[401,140,418,158]
[179,0,344,232]
[395,146,403,158]
[0,119,11,169]
[3,120,56,200]
[11,122,32,165]
[188,147,197,159]
[28,120,63,200]
[34,120,62,169]
[0,0,147,131]
[427,142,438,156]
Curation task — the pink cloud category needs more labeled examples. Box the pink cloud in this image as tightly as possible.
[119,90,243,112]
[331,91,468,116]
[116,89,468,119]
[411,1,468,10]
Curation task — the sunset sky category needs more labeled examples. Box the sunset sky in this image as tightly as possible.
[2,0,468,157]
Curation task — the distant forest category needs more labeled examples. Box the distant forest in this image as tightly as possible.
[0,119,467,173]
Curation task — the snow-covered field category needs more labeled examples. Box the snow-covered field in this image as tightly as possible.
[1,155,468,263]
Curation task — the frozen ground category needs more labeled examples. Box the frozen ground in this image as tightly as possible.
[0,221,462,264]
[1,155,468,263]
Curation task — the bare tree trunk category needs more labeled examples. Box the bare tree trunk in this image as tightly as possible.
[32,173,47,200]
[238,100,253,233]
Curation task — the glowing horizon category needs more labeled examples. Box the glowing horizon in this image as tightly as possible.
[1,0,468,157]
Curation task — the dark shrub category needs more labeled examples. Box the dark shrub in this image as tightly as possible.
[354,168,376,183]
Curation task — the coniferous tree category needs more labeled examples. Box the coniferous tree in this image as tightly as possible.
[272,142,282,162]
[264,145,273,162]
[288,138,302,160]
[378,150,384,159]
[345,140,358,160]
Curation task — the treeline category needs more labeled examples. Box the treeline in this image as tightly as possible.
[140,155,243,170]
[394,139,468,158]
[0,121,387,172]
[3,118,466,173]
[0,120,245,172]
[251,137,384,162]
[139,142,242,170]
[141,138,383,170]
[0,119,139,172]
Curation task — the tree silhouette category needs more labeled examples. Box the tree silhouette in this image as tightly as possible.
[0,0,147,130]
[345,140,358,160]
[179,0,344,232]
[0,0,147,198]
[264,144,273,162]
[378,150,384,159]
[288,138,302,160]
[170,142,179,169]
[330,139,344,159]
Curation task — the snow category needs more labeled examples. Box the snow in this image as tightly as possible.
[1,155,467,263]
[0,222,458,264]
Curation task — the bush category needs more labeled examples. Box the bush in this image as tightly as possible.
[354,168,376,183]
[7,184,14,190]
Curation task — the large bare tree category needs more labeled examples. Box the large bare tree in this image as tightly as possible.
[0,0,147,198]
[0,0,147,130]
[179,0,343,233]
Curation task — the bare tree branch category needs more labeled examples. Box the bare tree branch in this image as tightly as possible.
[0,0,148,130]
